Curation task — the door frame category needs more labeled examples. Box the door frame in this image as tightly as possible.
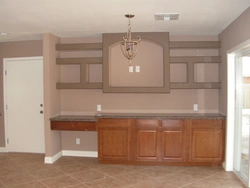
[3,56,44,152]
[226,39,250,187]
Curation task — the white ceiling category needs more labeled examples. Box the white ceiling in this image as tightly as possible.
[0,0,250,42]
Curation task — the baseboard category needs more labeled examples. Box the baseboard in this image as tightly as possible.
[222,162,226,170]
[0,147,7,153]
[62,150,98,157]
[44,151,62,164]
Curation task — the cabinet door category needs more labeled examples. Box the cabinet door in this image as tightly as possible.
[135,119,161,161]
[98,119,132,162]
[161,120,186,162]
[190,119,224,163]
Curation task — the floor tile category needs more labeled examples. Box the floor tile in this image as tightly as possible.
[158,171,206,187]
[0,172,36,187]
[66,183,92,188]
[6,181,47,188]
[137,166,173,178]
[95,165,133,176]
[71,169,107,183]
[132,179,178,188]
[41,175,81,188]
[0,153,246,188]
[0,181,5,188]
[32,168,66,180]
[53,157,78,167]
[56,163,91,174]
[85,177,130,188]
[113,171,153,186]
[23,163,55,173]
[0,166,26,177]
[183,166,224,176]
[0,158,19,169]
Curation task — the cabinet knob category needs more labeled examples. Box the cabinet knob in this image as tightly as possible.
[40,110,43,114]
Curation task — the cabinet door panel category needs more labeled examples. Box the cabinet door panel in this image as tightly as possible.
[161,120,186,162]
[101,129,128,158]
[137,130,158,160]
[98,119,131,161]
[190,119,225,163]
[191,129,222,161]
[135,119,160,161]
[162,131,183,158]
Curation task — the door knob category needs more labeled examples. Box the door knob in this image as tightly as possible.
[40,110,43,114]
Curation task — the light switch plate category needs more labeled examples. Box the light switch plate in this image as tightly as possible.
[136,66,140,72]
[193,104,198,111]
[97,104,101,111]
[129,66,133,72]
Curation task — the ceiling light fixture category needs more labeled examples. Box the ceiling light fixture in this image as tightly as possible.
[121,14,141,67]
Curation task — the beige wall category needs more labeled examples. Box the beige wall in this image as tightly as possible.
[59,35,220,152]
[0,40,43,147]
[219,7,250,115]
[60,35,219,115]
[43,33,62,157]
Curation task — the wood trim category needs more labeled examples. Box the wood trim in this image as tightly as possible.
[55,39,222,90]
[56,60,102,89]
[170,82,221,89]
[56,83,102,89]
[170,56,221,63]
[170,56,221,89]
[55,43,102,51]
[56,57,102,64]
[169,41,221,49]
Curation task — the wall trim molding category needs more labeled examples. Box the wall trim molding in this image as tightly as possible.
[44,150,97,164]
[62,150,98,158]
[0,147,7,153]
[44,151,62,164]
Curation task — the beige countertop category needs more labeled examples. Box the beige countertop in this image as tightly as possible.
[50,113,226,122]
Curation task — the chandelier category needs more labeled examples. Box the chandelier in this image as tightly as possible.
[121,14,141,67]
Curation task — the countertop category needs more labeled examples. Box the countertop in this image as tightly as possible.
[50,113,226,122]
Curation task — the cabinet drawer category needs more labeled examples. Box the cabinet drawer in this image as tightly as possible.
[51,121,96,131]
[136,119,160,129]
[191,119,223,128]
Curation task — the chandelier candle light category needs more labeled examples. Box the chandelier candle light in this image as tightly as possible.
[121,14,141,67]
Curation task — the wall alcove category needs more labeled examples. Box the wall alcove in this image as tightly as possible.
[103,32,170,93]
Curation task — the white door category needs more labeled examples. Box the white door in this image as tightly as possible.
[4,57,45,153]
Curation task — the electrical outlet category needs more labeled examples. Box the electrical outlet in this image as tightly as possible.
[193,104,198,111]
[97,104,101,111]
[76,138,80,145]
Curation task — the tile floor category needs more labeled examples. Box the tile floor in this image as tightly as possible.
[0,152,246,188]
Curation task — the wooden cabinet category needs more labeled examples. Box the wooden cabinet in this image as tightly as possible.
[135,119,161,161]
[97,118,225,166]
[189,119,224,163]
[51,121,96,131]
[161,120,186,162]
[97,118,134,163]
